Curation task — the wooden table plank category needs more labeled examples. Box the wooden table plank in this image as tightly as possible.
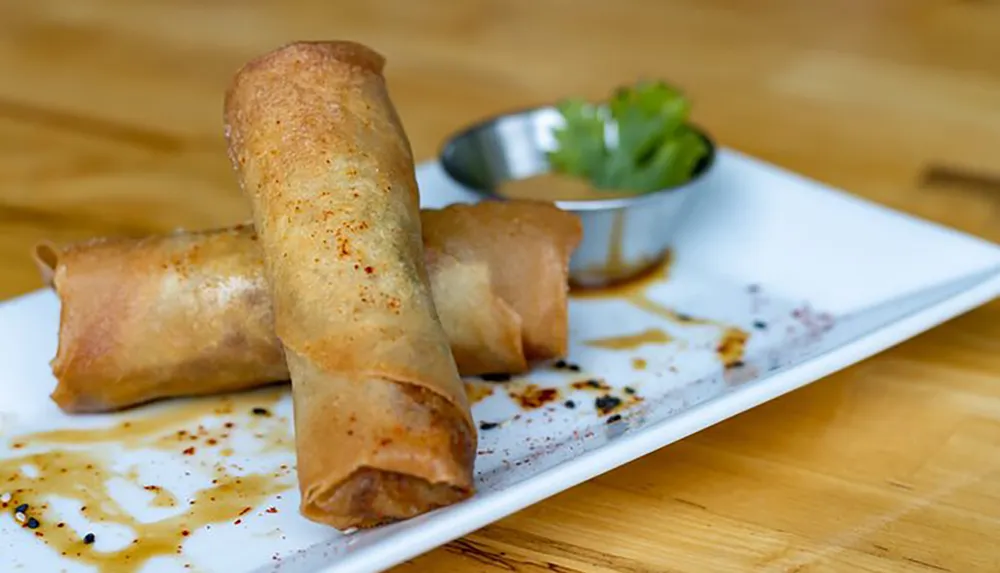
[1,1,999,571]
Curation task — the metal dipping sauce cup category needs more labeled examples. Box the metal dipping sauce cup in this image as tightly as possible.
[439,105,716,288]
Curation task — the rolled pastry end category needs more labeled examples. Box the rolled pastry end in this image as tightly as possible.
[32,242,60,288]
[296,376,476,529]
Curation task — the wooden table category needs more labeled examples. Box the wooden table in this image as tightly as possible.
[2,1,999,571]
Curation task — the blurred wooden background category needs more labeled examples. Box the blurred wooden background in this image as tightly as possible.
[2,1,999,571]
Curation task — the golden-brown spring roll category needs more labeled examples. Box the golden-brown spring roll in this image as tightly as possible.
[224,40,472,528]
[422,201,582,360]
[38,200,580,413]
[38,226,288,413]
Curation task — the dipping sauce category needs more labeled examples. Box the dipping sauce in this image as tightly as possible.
[498,173,636,203]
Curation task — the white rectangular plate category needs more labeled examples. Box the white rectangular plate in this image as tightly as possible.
[2,149,999,573]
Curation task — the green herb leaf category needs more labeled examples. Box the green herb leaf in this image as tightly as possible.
[547,99,606,180]
[547,80,709,193]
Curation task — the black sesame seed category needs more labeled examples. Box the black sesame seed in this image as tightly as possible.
[251,407,270,416]
[26,517,39,529]
[564,400,576,409]
[83,533,96,545]
[14,504,28,514]
[753,320,768,330]
[676,313,693,322]
[595,395,622,414]
[479,372,511,383]
[478,421,500,431]
[567,363,581,372]
[727,361,745,369]
[624,386,636,395]
[553,359,568,369]
[607,414,623,424]
[586,379,602,389]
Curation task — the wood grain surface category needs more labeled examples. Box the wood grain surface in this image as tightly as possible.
[2,1,999,571]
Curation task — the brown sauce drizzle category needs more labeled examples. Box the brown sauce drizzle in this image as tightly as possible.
[570,253,751,368]
[606,211,626,280]
[621,294,712,326]
[594,390,644,416]
[585,328,672,350]
[0,388,293,571]
[144,485,178,508]
[463,381,495,405]
[570,379,612,392]
[570,252,673,299]
[717,327,750,368]
[571,212,670,287]
[507,384,561,410]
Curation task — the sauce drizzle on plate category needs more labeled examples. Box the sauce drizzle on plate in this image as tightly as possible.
[0,388,293,572]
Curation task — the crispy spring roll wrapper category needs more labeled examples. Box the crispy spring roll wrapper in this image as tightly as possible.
[425,248,523,374]
[422,201,581,360]
[224,41,472,528]
[37,226,288,412]
[37,200,580,413]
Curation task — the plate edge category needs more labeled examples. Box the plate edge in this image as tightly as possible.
[327,269,1000,573]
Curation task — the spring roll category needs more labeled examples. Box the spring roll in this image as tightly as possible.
[422,201,581,360]
[224,40,474,528]
[39,201,580,413]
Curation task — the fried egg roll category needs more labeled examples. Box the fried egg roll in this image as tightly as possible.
[39,201,580,413]
[224,40,472,529]
[422,201,581,360]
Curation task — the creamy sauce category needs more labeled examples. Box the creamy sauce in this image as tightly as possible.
[585,328,672,351]
[0,388,293,572]
[498,173,638,203]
